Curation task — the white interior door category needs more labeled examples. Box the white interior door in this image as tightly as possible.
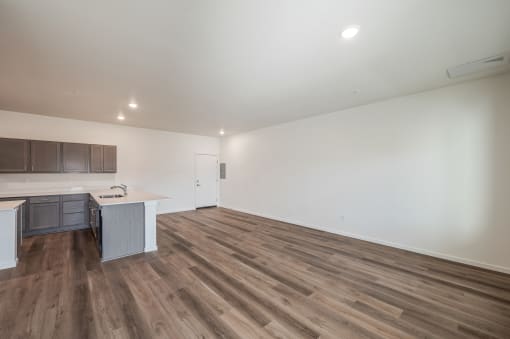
[195,154,218,208]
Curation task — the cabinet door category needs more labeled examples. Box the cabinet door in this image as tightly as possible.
[63,212,88,227]
[0,138,29,173]
[30,141,61,173]
[103,145,117,173]
[62,143,89,173]
[90,144,104,173]
[29,201,60,231]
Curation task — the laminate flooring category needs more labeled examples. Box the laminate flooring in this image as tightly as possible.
[1,207,509,338]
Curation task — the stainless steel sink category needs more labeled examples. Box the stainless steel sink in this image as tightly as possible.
[99,194,125,199]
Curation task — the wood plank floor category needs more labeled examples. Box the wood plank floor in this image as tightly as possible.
[1,207,510,338]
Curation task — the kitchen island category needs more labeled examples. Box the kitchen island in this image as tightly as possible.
[90,190,167,261]
[0,188,167,265]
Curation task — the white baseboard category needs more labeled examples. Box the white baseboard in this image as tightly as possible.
[158,205,220,215]
[157,207,195,215]
[219,204,510,275]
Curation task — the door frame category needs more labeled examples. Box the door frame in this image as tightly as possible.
[194,153,219,209]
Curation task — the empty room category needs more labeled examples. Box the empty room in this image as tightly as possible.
[1,1,510,338]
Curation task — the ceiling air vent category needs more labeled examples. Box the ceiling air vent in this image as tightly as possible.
[447,53,510,79]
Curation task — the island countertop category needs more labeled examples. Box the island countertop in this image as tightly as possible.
[90,190,168,207]
[0,200,25,211]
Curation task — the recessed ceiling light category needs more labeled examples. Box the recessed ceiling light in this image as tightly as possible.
[219,129,225,136]
[117,113,125,121]
[341,25,360,39]
[128,102,138,109]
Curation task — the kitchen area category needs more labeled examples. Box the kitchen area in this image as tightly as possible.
[0,137,167,270]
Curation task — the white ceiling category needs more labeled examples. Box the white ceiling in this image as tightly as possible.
[1,1,510,136]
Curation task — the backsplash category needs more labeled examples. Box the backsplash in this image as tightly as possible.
[0,173,116,194]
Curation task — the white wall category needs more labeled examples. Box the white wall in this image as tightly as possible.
[0,110,220,214]
[220,73,510,273]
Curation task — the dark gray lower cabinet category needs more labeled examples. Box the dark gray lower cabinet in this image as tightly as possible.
[62,194,89,227]
[3,193,89,236]
[63,213,86,226]
[29,196,61,231]
[15,194,91,235]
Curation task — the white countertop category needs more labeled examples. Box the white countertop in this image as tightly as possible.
[0,188,168,207]
[0,200,25,211]
[90,190,168,206]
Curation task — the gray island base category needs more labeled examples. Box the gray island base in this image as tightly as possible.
[100,202,145,261]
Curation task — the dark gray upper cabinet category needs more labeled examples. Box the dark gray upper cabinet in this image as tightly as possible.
[62,143,89,173]
[90,144,104,173]
[0,137,115,174]
[30,140,61,173]
[103,145,117,173]
[90,144,117,173]
[0,138,30,173]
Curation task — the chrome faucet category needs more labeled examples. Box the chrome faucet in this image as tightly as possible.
[110,184,128,196]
